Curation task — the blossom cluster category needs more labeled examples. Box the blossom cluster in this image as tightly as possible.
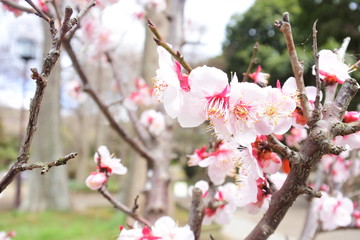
[118,216,194,240]
[85,146,127,190]
[0,231,15,240]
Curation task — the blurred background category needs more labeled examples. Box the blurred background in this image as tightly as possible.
[0,0,360,239]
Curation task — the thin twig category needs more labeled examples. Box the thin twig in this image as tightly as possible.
[148,19,192,73]
[300,185,322,198]
[105,52,151,146]
[267,134,300,164]
[24,0,52,22]
[310,20,322,125]
[274,12,311,124]
[332,119,360,137]
[98,186,152,227]
[243,42,259,82]
[17,153,77,174]
[0,0,36,14]
[62,40,155,167]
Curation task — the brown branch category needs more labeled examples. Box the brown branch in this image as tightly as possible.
[245,38,359,240]
[62,40,155,167]
[310,19,322,126]
[242,42,259,82]
[0,4,89,193]
[332,120,360,137]
[300,186,322,198]
[24,0,51,22]
[188,188,205,240]
[105,52,150,146]
[274,12,311,124]
[16,152,77,174]
[266,134,300,164]
[98,186,152,227]
[0,0,36,14]
[148,19,192,73]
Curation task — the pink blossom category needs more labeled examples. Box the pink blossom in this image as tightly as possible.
[226,81,266,145]
[313,50,351,85]
[177,66,230,129]
[152,216,194,240]
[334,111,360,149]
[249,65,270,86]
[235,146,264,207]
[203,183,238,225]
[354,210,360,227]
[198,142,238,185]
[314,192,354,230]
[187,145,208,166]
[94,146,127,175]
[118,217,194,240]
[154,47,189,119]
[255,87,296,135]
[66,80,87,103]
[321,155,351,184]
[243,178,271,214]
[269,172,288,191]
[285,127,307,147]
[140,109,166,136]
[85,172,107,190]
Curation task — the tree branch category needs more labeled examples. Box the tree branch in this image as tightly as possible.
[188,188,205,240]
[16,152,77,174]
[274,12,311,124]
[98,186,152,227]
[62,40,155,167]
[0,0,36,14]
[24,0,51,22]
[148,19,192,73]
[266,134,300,164]
[0,4,89,193]
[310,20,322,126]
[242,42,259,82]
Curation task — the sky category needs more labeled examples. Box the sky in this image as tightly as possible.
[0,0,255,109]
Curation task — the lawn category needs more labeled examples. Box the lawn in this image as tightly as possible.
[0,208,126,240]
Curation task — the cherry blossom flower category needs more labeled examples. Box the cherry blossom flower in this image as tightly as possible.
[152,216,194,240]
[334,111,360,149]
[127,78,154,107]
[140,109,166,136]
[285,127,307,147]
[243,178,271,214]
[197,142,238,185]
[226,81,266,145]
[203,183,238,225]
[235,146,264,207]
[321,155,351,184]
[251,136,282,174]
[177,66,230,129]
[66,80,87,103]
[85,172,107,190]
[354,210,360,227]
[249,65,270,86]
[269,172,288,191]
[153,46,190,119]
[94,146,127,175]
[255,87,296,135]
[118,217,194,240]
[0,231,15,240]
[187,146,208,167]
[313,192,354,230]
[313,49,351,85]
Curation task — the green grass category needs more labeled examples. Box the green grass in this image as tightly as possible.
[0,208,126,240]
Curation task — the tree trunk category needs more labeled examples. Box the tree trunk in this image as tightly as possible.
[21,21,70,211]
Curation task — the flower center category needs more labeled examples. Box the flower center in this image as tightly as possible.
[205,86,230,120]
[234,102,251,120]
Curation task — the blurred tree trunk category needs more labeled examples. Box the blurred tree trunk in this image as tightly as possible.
[21,22,70,211]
